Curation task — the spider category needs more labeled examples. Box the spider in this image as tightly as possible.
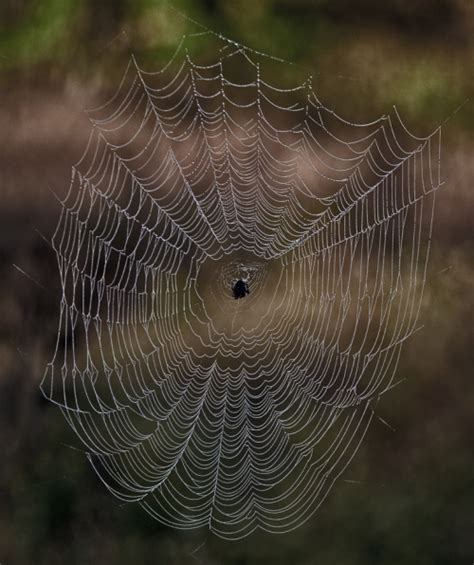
[232,279,250,299]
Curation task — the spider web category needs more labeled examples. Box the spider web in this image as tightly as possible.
[42,31,442,540]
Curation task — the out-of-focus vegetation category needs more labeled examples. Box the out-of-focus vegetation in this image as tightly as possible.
[1,0,473,129]
[0,1,472,564]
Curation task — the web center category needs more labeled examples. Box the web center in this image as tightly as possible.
[195,251,278,332]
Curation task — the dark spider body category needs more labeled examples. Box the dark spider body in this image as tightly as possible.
[232,279,249,299]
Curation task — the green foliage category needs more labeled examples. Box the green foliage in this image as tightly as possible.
[0,0,80,69]
[1,0,472,130]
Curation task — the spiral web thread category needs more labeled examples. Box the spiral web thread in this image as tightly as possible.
[42,32,442,539]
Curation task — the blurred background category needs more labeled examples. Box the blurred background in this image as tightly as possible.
[0,1,473,563]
